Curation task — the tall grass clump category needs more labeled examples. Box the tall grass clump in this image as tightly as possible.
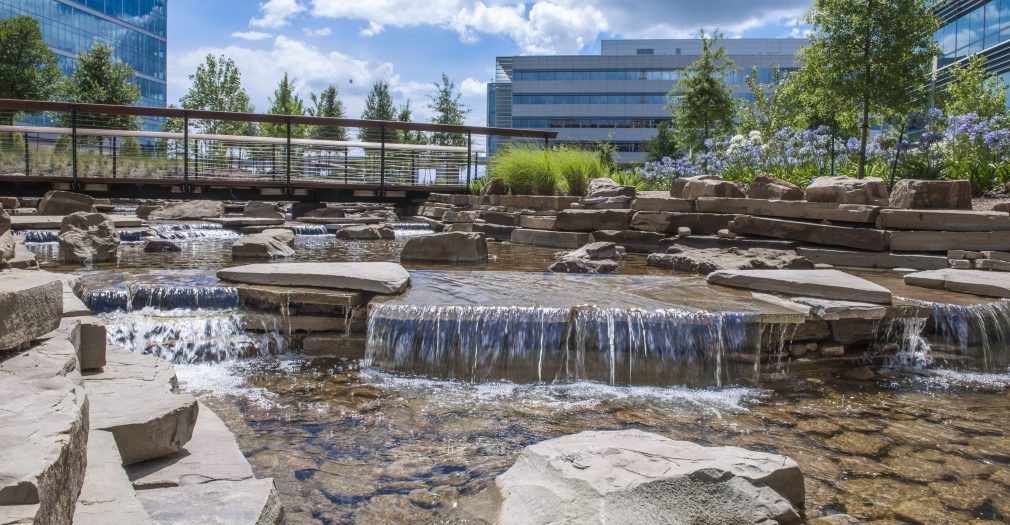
[489,146,561,195]
[553,148,604,195]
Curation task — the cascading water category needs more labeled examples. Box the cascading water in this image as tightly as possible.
[118,229,148,242]
[365,303,754,387]
[391,222,434,237]
[150,223,240,240]
[290,225,329,235]
[882,300,1010,371]
[85,284,239,313]
[19,230,59,243]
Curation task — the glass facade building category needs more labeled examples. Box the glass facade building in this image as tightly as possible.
[934,0,1010,97]
[488,38,807,163]
[0,0,167,113]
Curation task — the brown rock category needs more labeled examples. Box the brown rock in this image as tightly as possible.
[400,232,488,263]
[805,176,888,205]
[37,190,95,215]
[729,215,889,251]
[554,209,634,232]
[889,179,972,209]
[747,174,804,201]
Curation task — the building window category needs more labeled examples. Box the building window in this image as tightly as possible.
[636,48,654,55]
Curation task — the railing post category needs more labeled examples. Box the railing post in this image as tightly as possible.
[466,130,472,187]
[271,144,276,180]
[183,112,190,191]
[111,136,117,178]
[71,106,78,189]
[285,117,292,195]
[379,123,386,196]
[23,133,29,177]
[343,146,348,184]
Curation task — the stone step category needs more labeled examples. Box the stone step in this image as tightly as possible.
[509,229,590,249]
[876,209,1010,231]
[589,230,666,252]
[83,350,198,465]
[74,430,156,525]
[518,215,556,230]
[889,230,1010,252]
[630,212,735,235]
[695,197,880,223]
[729,215,889,251]
[205,217,285,227]
[662,235,799,251]
[471,223,518,241]
[10,215,145,229]
[0,330,88,525]
[707,269,893,304]
[241,311,364,333]
[217,262,410,295]
[554,209,634,232]
[631,197,694,212]
[235,283,367,310]
[904,269,1010,298]
[135,478,284,525]
[70,316,107,371]
[0,269,63,350]
[797,247,948,270]
[128,403,254,490]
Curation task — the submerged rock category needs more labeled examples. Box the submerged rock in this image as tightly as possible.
[495,429,804,525]
[400,232,488,263]
[149,200,224,220]
[59,212,120,263]
[647,246,813,275]
[143,239,181,253]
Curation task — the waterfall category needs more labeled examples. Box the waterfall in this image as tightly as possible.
[290,225,329,235]
[883,300,1010,371]
[391,222,433,237]
[19,230,59,243]
[118,229,148,242]
[150,223,240,240]
[85,284,239,313]
[365,303,754,387]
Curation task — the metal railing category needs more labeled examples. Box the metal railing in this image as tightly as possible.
[0,99,557,196]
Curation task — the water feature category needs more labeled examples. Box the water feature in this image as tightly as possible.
[290,224,329,235]
[19,229,59,243]
[150,222,241,240]
[390,221,434,236]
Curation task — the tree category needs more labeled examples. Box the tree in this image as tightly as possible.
[805,0,939,178]
[261,73,306,139]
[668,29,737,155]
[395,101,426,144]
[0,16,60,128]
[178,54,256,135]
[60,43,141,153]
[308,85,346,141]
[644,122,679,161]
[427,73,469,146]
[736,65,803,137]
[942,55,1007,120]
[359,80,396,143]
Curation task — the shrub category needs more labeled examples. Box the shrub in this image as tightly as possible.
[489,146,559,195]
[554,148,603,195]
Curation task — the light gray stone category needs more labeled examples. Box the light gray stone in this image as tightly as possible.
[243,202,285,220]
[37,190,94,215]
[135,478,283,525]
[206,217,284,228]
[707,269,892,304]
[877,209,1010,231]
[589,230,665,252]
[805,176,888,205]
[648,247,813,275]
[730,215,889,251]
[694,197,880,223]
[510,229,590,249]
[796,247,948,271]
[519,216,556,230]
[231,233,294,259]
[150,201,224,220]
[11,215,143,229]
[59,212,120,263]
[548,242,625,274]
[2,240,39,270]
[470,222,517,241]
[790,297,887,320]
[72,316,107,370]
[495,430,803,525]
[74,430,156,525]
[400,232,488,263]
[335,224,395,240]
[581,196,633,209]
[0,269,63,350]
[890,230,1010,252]
[218,262,410,294]
[587,177,635,199]
[904,269,1010,298]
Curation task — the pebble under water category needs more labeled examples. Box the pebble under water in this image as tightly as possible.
[27,229,1010,524]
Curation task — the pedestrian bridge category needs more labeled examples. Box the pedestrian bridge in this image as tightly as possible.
[0,99,556,203]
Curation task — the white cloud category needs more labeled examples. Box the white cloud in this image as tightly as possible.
[231,31,273,41]
[359,20,384,37]
[250,0,304,29]
[460,77,486,97]
[303,26,332,37]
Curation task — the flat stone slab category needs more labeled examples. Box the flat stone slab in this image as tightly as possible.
[205,217,284,227]
[877,209,1010,231]
[904,269,1010,298]
[589,230,666,252]
[242,312,362,333]
[789,297,888,320]
[74,430,155,524]
[696,197,880,223]
[0,269,63,350]
[296,216,384,225]
[135,478,284,525]
[631,197,694,212]
[235,284,367,309]
[797,247,948,270]
[890,230,1010,252]
[128,403,254,489]
[218,262,410,294]
[707,269,893,304]
[10,215,144,229]
[510,229,590,249]
[666,235,799,251]
[730,215,889,251]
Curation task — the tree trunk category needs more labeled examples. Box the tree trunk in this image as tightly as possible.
[857,0,873,179]
[888,120,907,190]
[830,121,837,177]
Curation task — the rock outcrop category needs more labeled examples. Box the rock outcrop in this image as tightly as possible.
[149,201,224,220]
[747,174,804,201]
[805,176,888,205]
[59,212,120,264]
[400,232,488,263]
[37,190,95,215]
[495,430,804,525]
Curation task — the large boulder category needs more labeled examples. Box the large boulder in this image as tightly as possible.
[243,201,285,219]
[805,176,888,205]
[495,430,804,525]
[37,190,94,215]
[0,269,63,350]
[888,179,972,210]
[59,212,120,264]
[149,201,224,220]
[670,175,721,198]
[335,224,395,240]
[548,241,625,274]
[648,246,814,275]
[677,175,745,200]
[747,174,804,201]
[400,232,488,263]
[231,232,295,259]
[587,177,635,199]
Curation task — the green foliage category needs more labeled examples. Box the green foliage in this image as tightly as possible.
[261,73,306,138]
[0,15,60,123]
[468,176,491,195]
[489,146,609,196]
[669,29,737,154]
[360,80,397,143]
[737,66,802,138]
[804,0,939,178]
[61,43,141,131]
[594,137,617,174]
[119,136,141,157]
[942,55,1008,120]
[554,148,605,196]
[179,54,256,135]
[644,121,678,162]
[308,84,346,141]
[427,73,469,146]
[395,101,426,144]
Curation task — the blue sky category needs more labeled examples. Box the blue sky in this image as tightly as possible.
[167,0,813,126]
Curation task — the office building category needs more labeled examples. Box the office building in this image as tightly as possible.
[934,0,1010,90]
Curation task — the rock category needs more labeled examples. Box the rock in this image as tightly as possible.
[218,262,411,294]
[797,247,948,271]
[235,284,367,311]
[670,175,722,198]
[74,430,156,524]
[0,269,63,350]
[242,312,360,333]
[471,223,518,241]
[747,174,804,201]
[680,176,746,200]
[647,247,813,275]
[632,197,694,212]
[904,268,1010,298]
[889,179,972,209]
[844,366,877,381]
[480,211,521,226]
[261,228,294,247]
[143,239,181,253]
[566,241,625,260]
[790,297,887,320]
[877,208,1010,232]
[37,190,95,215]
[510,229,590,249]
[805,176,888,205]
[400,232,488,263]
[135,478,283,525]
[707,269,892,304]
[588,230,665,252]
[495,430,803,525]
[676,226,692,237]
[554,209,634,232]
[549,242,624,274]
[207,217,284,228]
[581,196,633,209]
[73,316,107,370]
[231,233,295,259]
[586,177,635,199]
[729,215,889,251]
[2,240,39,270]
[135,204,159,219]
[480,178,508,197]
[630,211,735,235]
[518,216,556,230]
[890,230,1010,251]
[243,201,285,219]
[149,201,224,220]
[499,195,580,210]
[59,212,120,263]
[0,206,9,236]
[0,196,18,210]
[0,230,14,264]
[335,224,395,240]
[695,197,880,223]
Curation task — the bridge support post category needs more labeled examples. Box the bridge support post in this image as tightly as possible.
[23,133,29,177]
[343,146,348,184]
[379,123,386,197]
[111,136,117,179]
[183,112,190,192]
[285,117,292,196]
[71,106,78,190]
[466,130,472,187]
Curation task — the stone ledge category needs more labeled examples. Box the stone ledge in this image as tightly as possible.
[730,215,889,251]
[74,430,155,525]
[695,197,880,223]
[0,269,63,350]
[135,478,284,525]
[797,247,948,270]
[509,229,590,249]
[877,209,1010,232]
